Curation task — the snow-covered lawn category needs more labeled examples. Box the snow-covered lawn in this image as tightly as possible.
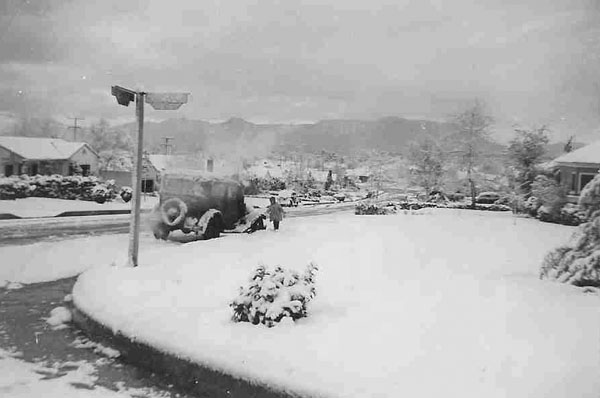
[0,196,158,218]
[0,233,172,285]
[72,209,600,398]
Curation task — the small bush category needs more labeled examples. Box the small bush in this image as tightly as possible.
[355,203,398,215]
[120,186,133,203]
[231,263,318,327]
[560,203,587,226]
[531,175,567,220]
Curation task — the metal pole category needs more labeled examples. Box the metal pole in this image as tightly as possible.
[128,92,144,267]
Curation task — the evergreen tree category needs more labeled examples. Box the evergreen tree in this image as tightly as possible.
[324,170,334,190]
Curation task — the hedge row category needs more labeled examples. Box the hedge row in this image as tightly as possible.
[0,174,119,203]
[355,200,512,215]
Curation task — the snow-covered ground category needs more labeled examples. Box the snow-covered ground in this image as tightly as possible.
[0,233,172,285]
[0,348,169,398]
[71,209,600,398]
[0,196,158,218]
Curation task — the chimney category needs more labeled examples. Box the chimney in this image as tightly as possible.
[207,159,214,172]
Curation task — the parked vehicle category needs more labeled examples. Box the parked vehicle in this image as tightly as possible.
[275,190,299,207]
[151,171,265,240]
[475,192,500,204]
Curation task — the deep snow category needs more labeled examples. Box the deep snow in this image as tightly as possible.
[72,209,600,398]
[0,234,169,285]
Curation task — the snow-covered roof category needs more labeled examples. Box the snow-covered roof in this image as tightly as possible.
[0,136,96,160]
[148,154,241,176]
[245,164,286,179]
[553,140,600,165]
[345,167,371,177]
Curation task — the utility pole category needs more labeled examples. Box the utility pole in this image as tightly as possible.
[111,85,189,267]
[161,136,174,155]
[67,117,84,141]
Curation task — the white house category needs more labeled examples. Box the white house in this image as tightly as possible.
[550,140,600,201]
[0,136,99,177]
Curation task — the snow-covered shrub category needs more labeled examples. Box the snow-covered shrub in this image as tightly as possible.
[578,173,600,219]
[540,214,600,287]
[0,174,119,202]
[91,185,111,204]
[531,175,567,220]
[231,263,318,327]
[0,176,32,199]
[355,203,398,215]
[120,186,133,203]
[559,203,587,226]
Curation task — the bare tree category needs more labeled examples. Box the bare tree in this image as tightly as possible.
[448,101,493,208]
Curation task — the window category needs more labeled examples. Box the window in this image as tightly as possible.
[141,179,154,193]
[579,173,596,193]
[4,164,13,177]
[30,163,38,176]
[571,172,577,192]
[80,164,90,176]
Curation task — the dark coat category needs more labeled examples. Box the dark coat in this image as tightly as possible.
[266,203,284,222]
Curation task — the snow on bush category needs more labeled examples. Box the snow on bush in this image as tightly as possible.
[230,263,318,327]
[579,173,600,219]
[355,202,397,215]
[531,175,567,214]
[0,174,118,202]
[119,186,133,203]
[542,173,600,286]
[540,213,600,287]
[355,200,512,214]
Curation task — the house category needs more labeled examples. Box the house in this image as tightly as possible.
[346,167,371,183]
[551,140,600,202]
[148,154,241,176]
[0,136,99,177]
[99,152,159,192]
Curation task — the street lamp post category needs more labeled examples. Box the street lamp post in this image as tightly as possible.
[111,85,189,267]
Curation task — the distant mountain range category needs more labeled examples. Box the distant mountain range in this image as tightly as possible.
[117,116,473,157]
[1,115,582,161]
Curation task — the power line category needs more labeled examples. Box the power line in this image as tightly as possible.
[67,117,85,141]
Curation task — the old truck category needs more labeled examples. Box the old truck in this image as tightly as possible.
[151,171,265,240]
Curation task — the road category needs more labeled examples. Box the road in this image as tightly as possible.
[0,202,357,246]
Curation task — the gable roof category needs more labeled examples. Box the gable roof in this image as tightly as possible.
[553,140,600,165]
[0,136,97,160]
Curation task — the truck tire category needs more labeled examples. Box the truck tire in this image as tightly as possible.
[160,198,187,227]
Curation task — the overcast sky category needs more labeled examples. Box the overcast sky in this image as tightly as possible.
[0,0,599,142]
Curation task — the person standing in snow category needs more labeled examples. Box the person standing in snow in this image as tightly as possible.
[266,196,285,231]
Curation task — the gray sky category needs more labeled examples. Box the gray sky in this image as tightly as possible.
[1,0,599,142]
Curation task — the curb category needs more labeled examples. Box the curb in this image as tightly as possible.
[71,305,302,398]
[0,208,152,220]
